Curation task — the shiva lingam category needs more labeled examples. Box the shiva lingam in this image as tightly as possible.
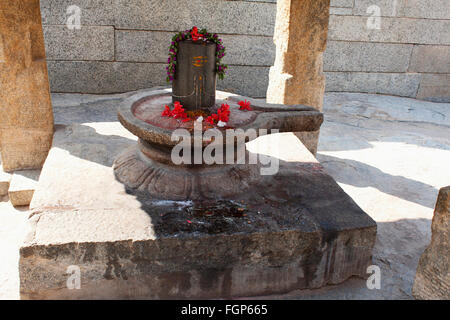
[114,27,324,201]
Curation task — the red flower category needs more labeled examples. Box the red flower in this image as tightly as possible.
[161,101,191,122]
[238,99,252,111]
[205,116,215,125]
[218,103,230,122]
[162,105,172,117]
[171,101,186,119]
[191,26,204,42]
[204,103,231,126]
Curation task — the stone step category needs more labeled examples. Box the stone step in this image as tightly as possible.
[8,170,41,207]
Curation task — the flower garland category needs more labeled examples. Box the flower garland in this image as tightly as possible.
[166,26,228,82]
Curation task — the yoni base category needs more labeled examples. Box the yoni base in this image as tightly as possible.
[19,91,376,299]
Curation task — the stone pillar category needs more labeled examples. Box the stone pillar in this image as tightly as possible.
[266,0,330,155]
[0,0,54,172]
[412,186,450,300]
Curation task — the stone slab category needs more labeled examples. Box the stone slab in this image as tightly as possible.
[0,1,54,172]
[20,89,376,299]
[43,25,114,61]
[47,61,168,94]
[114,0,276,36]
[325,72,421,98]
[413,186,450,300]
[417,74,450,103]
[324,41,413,72]
[331,0,353,8]
[8,170,41,207]
[330,7,353,15]
[329,15,450,45]
[353,0,450,20]
[409,46,450,74]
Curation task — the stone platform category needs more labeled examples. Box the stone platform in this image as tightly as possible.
[19,89,376,299]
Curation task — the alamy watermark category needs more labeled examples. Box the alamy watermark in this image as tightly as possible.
[66,5,82,30]
[366,5,381,30]
[366,265,381,290]
[66,265,81,290]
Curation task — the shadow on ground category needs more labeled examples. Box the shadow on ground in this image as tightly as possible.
[317,154,438,209]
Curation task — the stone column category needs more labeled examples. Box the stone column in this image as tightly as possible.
[413,186,450,300]
[0,0,54,172]
[266,0,330,155]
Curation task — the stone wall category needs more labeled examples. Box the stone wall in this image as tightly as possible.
[40,0,449,102]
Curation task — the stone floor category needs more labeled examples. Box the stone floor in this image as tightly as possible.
[1,91,449,299]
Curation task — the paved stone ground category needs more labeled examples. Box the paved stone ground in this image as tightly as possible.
[1,92,449,299]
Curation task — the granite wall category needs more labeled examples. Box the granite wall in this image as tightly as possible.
[40,0,449,102]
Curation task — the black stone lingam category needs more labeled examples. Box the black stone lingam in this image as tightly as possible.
[172,40,216,111]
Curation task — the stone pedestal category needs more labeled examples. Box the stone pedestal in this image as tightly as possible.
[0,0,54,172]
[19,88,376,300]
[266,0,330,154]
[413,186,450,300]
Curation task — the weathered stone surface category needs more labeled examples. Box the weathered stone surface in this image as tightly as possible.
[266,0,331,155]
[409,46,450,73]
[43,25,114,61]
[8,170,40,207]
[398,0,450,19]
[20,88,376,300]
[417,74,450,103]
[218,66,270,97]
[329,15,450,45]
[324,41,413,72]
[219,35,275,66]
[413,186,450,300]
[331,0,353,8]
[330,7,353,15]
[353,0,450,20]
[47,61,167,93]
[325,72,421,98]
[115,0,276,36]
[115,31,172,63]
[0,163,11,196]
[0,0,54,172]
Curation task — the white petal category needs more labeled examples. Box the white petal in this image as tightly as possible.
[217,121,227,127]
[196,116,204,122]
